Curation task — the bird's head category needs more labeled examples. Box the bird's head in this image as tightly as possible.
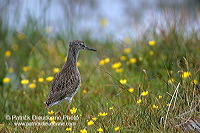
[69,40,97,52]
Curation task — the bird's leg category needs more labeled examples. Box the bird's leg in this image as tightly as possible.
[67,103,71,123]
[57,105,62,117]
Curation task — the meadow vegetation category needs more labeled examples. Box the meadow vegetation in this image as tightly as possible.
[0,16,200,132]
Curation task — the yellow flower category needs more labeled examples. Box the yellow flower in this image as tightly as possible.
[51,120,56,124]
[29,83,36,89]
[109,107,114,110]
[3,77,10,83]
[129,58,137,63]
[53,68,60,73]
[17,33,25,40]
[49,117,54,121]
[124,37,131,44]
[97,128,103,132]
[152,105,158,109]
[137,99,142,104]
[191,79,198,85]
[21,79,29,85]
[120,56,126,61]
[139,57,143,61]
[99,18,108,27]
[48,110,54,115]
[8,68,14,73]
[116,68,123,73]
[149,51,154,56]
[114,126,120,131]
[23,66,31,72]
[158,95,162,99]
[112,62,122,69]
[70,107,77,114]
[99,60,105,66]
[104,58,110,63]
[87,120,94,126]
[38,78,44,83]
[92,117,97,121]
[66,128,71,131]
[77,62,80,67]
[5,50,11,57]
[99,58,110,66]
[182,71,191,79]
[120,79,127,84]
[82,89,87,94]
[98,112,108,116]
[168,78,175,83]
[46,77,54,82]
[128,88,134,93]
[124,48,131,54]
[149,40,155,46]
[80,129,87,133]
[167,104,171,107]
[141,91,148,96]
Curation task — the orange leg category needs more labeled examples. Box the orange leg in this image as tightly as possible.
[67,104,70,123]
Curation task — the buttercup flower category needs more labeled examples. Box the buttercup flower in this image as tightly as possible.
[53,68,60,73]
[3,77,10,83]
[87,120,94,126]
[21,79,29,85]
[141,91,148,96]
[97,128,103,132]
[23,66,31,72]
[124,48,131,54]
[77,62,80,67]
[92,117,97,121]
[120,56,126,61]
[129,58,137,63]
[5,50,11,57]
[80,129,87,133]
[38,78,44,83]
[152,105,158,109]
[158,95,162,99]
[149,51,154,56]
[48,110,54,115]
[191,79,198,85]
[120,79,127,84]
[70,107,77,114]
[149,40,155,46]
[29,83,36,89]
[114,126,120,131]
[128,88,134,93]
[66,128,71,131]
[137,99,142,104]
[112,62,122,69]
[168,78,175,83]
[46,77,54,82]
[98,112,108,116]
[116,68,123,73]
[8,68,14,73]
[109,107,114,110]
[182,71,191,79]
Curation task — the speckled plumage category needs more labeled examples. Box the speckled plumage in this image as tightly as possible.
[46,40,96,108]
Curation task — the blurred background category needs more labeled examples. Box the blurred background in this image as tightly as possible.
[1,0,200,40]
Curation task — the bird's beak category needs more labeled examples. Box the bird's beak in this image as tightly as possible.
[85,46,97,52]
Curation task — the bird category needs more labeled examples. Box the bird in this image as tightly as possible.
[46,40,97,116]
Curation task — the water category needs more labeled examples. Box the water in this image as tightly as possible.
[1,0,200,40]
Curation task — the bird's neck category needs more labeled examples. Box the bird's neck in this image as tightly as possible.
[64,47,79,67]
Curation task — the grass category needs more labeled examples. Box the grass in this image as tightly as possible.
[0,18,200,133]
